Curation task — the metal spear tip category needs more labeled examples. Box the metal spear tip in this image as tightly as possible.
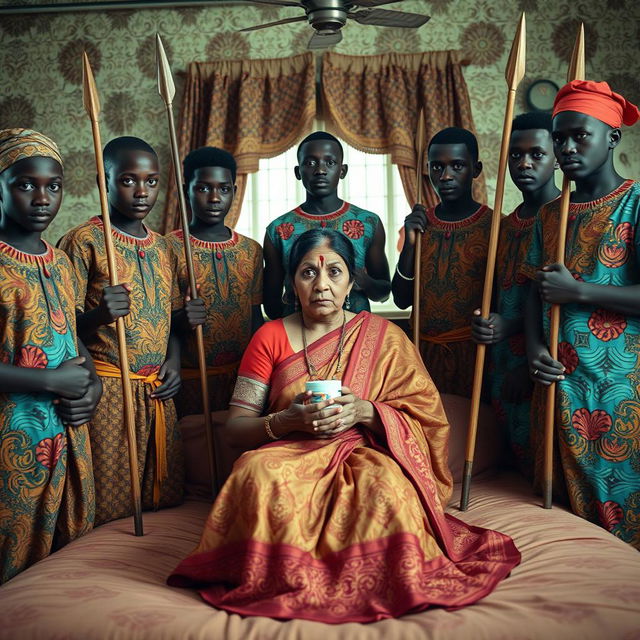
[504,12,526,90]
[82,50,100,119]
[567,23,585,82]
[156,33,176,105]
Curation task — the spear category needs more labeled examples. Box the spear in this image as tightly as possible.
[542,24,585,509]
[156,34,217,496]
[413,108,426,349]
[82,52,143,536]
[460,13,526,511]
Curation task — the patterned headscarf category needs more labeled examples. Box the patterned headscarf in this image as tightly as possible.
[0,128,63,175]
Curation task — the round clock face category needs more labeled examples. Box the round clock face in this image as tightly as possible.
[526,80,560,112]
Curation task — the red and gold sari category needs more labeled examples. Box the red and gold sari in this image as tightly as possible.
[168,311,519,622]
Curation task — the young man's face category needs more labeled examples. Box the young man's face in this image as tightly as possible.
[428,143,480,203]
[187,166,235,225]
[0,156,63,233]
[508,128,557,194]
[295,140,347,198]
[106,149,160,221]
[552,111,618,180]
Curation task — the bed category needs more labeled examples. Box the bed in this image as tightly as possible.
[1,396,639,640]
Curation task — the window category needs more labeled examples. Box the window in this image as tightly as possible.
[236,139,409,313]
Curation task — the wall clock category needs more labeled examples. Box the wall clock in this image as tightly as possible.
[526,79,560,112]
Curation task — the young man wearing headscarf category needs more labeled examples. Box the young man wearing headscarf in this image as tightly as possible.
[0,128,101,582]
[520,81,640,548]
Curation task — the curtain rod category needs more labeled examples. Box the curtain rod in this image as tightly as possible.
[0,1,251,14]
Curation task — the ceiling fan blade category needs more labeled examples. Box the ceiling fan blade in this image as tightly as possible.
[240,15,307,32]
[308,30,343,50]
[243,0,301,7]
[351,0,403,7]
[350,8,430,28]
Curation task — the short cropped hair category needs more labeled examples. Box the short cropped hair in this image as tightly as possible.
[297,132,344,162]
[428,127,479,163]
[288,228,356,282]
[182,146,237,185]
[103,136,157,173]
[512,112,554,133]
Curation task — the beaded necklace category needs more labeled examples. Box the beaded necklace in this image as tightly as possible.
[301,310,347,379]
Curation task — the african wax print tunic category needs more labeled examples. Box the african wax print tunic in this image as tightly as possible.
[266,202,382,315]
[58,217,184,525]
[521,180,640,548]
[491,207,536,477]
[0,241,94,583]
[166,229,263,416]
[414,205,492,397]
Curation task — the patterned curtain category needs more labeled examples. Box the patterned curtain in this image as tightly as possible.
[162,53,316,232]
[321,50,486,210]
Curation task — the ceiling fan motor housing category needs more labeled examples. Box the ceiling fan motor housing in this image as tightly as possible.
[303,0,348,32]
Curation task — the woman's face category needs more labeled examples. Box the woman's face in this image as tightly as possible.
[293,241,353,320]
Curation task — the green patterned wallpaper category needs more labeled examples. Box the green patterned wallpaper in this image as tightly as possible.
[1,0,638,242]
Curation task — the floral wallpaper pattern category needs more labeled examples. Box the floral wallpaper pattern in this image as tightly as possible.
[0,0,638,243]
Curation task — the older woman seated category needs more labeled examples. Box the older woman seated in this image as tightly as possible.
[168,228,520,623]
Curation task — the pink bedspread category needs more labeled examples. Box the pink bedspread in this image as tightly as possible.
[1,472,639,640]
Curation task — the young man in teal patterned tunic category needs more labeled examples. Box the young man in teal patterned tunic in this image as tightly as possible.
[472,112,559,477]
[263,132,391,318]
[521,81,640,548]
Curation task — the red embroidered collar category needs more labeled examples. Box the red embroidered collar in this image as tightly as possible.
[294,201,350,221]
[90,216,156,248]
[426,204,488,230]
[0,239,55,264]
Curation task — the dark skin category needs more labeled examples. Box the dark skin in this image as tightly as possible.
[179,165,262,332]
[472,128,560,343]
[225,241,383,449]
[263,139,391,319]
[76,148,202,400]
[471,128,560,401]
[392,142,482,309]
[0,156,102,425]
[526,111,638,385]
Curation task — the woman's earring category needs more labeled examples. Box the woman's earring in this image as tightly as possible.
[345,294,351,310]
[294,294,299,311]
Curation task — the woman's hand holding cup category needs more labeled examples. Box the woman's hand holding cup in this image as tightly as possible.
[313,385,363,439]
[277,389,342,438]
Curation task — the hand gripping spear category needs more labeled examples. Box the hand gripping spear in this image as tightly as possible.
[82,52,144,536]
[412,108,426,349]
[156,34,217,496]
[542,25,585,509]
[460,14,526,511]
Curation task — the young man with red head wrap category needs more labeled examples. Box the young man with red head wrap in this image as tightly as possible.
[520,80,640,548]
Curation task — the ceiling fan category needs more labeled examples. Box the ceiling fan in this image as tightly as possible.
[239,0,431,50]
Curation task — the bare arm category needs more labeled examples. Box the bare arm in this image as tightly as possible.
[392,205,426,309]
[538,263,640,316]
[356,220,391,302]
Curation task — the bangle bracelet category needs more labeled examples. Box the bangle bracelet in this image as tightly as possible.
[264,412,279,440]
[395,263,414,281]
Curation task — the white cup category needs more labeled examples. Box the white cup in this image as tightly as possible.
[305,379,342,404]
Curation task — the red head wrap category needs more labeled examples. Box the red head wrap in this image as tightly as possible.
[552,80,640,128]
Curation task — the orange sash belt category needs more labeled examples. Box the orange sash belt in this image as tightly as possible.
[420,326,472,350]
[180,361,239,380]
[93,359,167,506]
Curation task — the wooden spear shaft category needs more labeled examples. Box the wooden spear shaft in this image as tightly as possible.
[542,24,585,509]
[82,52,143,536]
[412,108,426,349]
[156,34,217,496]
[460,13,527,511]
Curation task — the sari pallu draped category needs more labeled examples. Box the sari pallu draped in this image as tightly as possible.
[168,312,520,623]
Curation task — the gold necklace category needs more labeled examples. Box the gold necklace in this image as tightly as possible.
[301,311,347,379]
